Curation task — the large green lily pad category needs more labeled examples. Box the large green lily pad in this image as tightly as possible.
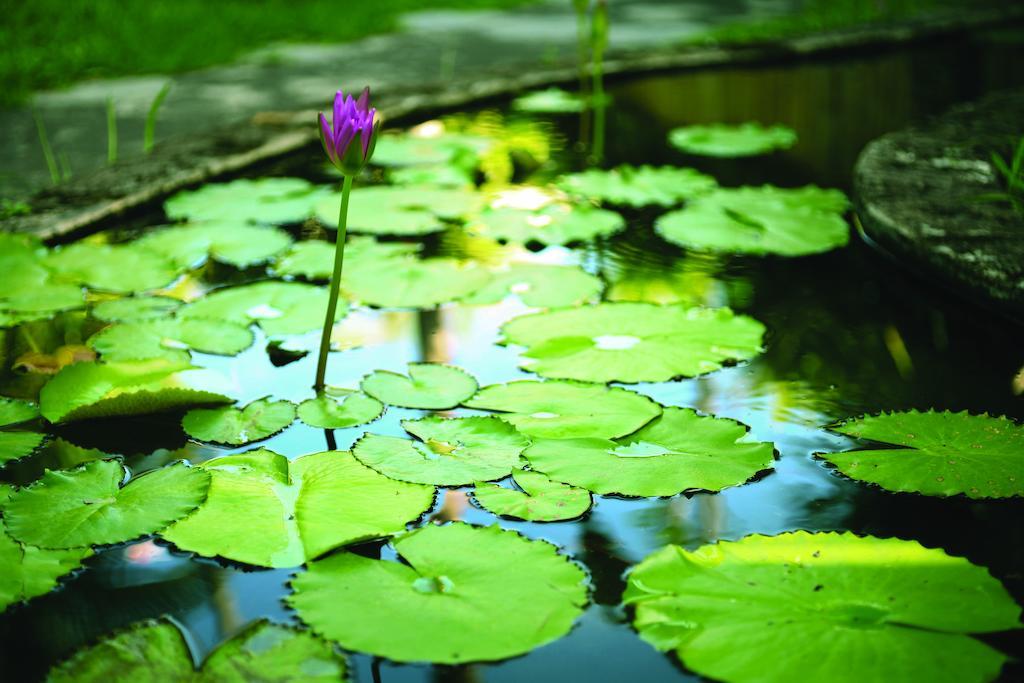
[39,358,235,424]
[164,177,328,224]
[88,317,254,362]
[655,186,850,256]
[135,222,293,269]
[45,242,182,294]
[818,410,1024,498]
[361,363,478,409]
[182,398,296,446]
[316,186,484,235]
[179,281,345,337]
[461,264,604,307]
[624,532,1022,683]
[467,204,625,245]
[558,165,717,207]
[47,617,347,682]
[0,283,85,327]
[464,380,661,439]
[162,449,434,568]
[501,302,766,382]
[288,522,588,663]
[0,398,47,466]
[353,416,529,486]
[524,407,773,496]
[273,237,420,281]
[344,257,490,309]
[370,132,490,167]
[0,484,92,612]
[4,459,210,548]
[91,296,181,323]
[472,469,591,521]
[668,122,797,157]
[297,390,385,430]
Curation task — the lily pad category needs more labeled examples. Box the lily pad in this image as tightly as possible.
[45,242,182,294]
[182,398,296,446]
[668,122,797,157]
[0,398,47,466]
[654,186,850,256]
[524,407,773,496]
[316,186,484,235]
[162,449,434,568]
[467,204,625,245]
[472,469,591,521]
[288,522,588,663]
[0,282,85,327]
[623,532,1021,683]
[39,358,235,424]
[91,296,181,323]
[47,618,347,682]
[297,390,385,430]
[361,363,478,409]
[818,410,1024,498]
[88,317,254,362]
[353,416,529,486]
[371,132,489,167]
[4,459,210,548]
[0,484,92,612]
[462,264,604,308]
[164,177,327,224]
[274,237,420,281]
[390,164,474,188]
[135,222,293,269]
[179,281,345,337]
[500,302,766,383]
[344,257,490,309]
[558,165,717,207]
[512,87,586,114]
[464,380,661,439]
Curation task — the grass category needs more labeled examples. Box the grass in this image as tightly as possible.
[0,0,537,108]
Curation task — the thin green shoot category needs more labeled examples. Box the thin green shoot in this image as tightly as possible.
[32,108,61,185]
[590,0,608,164]
[144,82,172,154]
[106,96,118,164]
[976,135,1024,217]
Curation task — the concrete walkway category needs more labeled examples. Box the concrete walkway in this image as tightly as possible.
[0,0,795,200]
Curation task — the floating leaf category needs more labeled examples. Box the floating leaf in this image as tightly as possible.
[179,281,345,337]
[88,317,254,362]
[39,358,235,424]
[655,186,850,256]
[361,363,478,409]
[91,296,181,323]
[523,407,773,496]
[624,532,1021,683]
[462,264,604,308]
[0,398,47,466]
[501,302,765,382]
[558,165,717,207]
[668,122,797,157]
[473,469,591,521]
[288,522,588,663]
[274,236,420,281]
[0,483,92,612]
[47,617,346,682]
[316,186,483,235]
[512,87,586,114]
[164,177,327,224]
[345,257,490,309]
[297,390,384,430]
[4,460,210,548]
[182,398,295,446]
[371,132,489,167]
[162,449,434,568]
[818,410,1024,498]
[390,164,474,188]
[45,242,182,294]
[465,380,661,439]
[467,204,625,245]
[0,282,84,327]
[353,416,528,486]
[135,222,293,269]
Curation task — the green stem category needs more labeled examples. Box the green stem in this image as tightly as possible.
[144,82,172,153]
[591,52,605,163]
[313,174,353,392]
[32,108,60,185]
[106,97,118,164]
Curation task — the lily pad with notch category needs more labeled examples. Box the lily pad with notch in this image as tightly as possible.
[315,185,484,235]
[179,281,346,337]
[361,363,478,410]
[182,398,296,446]
[135,222,293,269]
[344,257,490,309]
[91,296,181,323]
[472,469,592,521]
[668,122,797,157]
[557,165,717,207]
[88,317,254,362]
[461,263,604,308]
[297,389,385,430]
[273,236,421,281]
[0,398,47,466]
[164,177,328,224]
[467,204,625,245]
[45,242,183,294]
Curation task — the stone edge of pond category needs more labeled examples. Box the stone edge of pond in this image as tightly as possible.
[3,4,1022,242]
[854,86,1024,320]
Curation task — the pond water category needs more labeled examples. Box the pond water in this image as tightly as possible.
[2,30,1024,682]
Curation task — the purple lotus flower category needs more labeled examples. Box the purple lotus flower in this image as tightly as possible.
[319,87,380,175]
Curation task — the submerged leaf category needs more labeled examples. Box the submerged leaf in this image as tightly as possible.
[523,407,774,496]
[288,522,588,663]
[164,177,328,224]
[88,317,254,362]
[819,410,1024,498]
[4,460,210,548]
[297,390,384,430]
[501,302,765,382]
[473,469,591,521]
[467,204,625,245]
[353,416,529,486]
[162,449,434,568]
[668,122,797,157]
[558,165,717,207]
[179,281,345,337]
[182,398,296,446]
[624,532,1021,683]
[361,363,478,409]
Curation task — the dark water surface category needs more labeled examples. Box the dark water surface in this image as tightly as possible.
[3,30,1024,682]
